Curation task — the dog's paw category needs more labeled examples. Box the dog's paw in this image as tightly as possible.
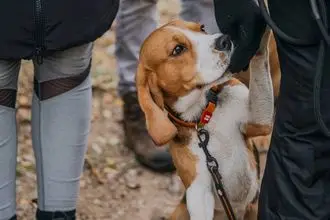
[250,134,271,153]
[240,122,272,138]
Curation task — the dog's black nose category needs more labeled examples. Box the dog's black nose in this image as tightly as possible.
[215,35,231,51]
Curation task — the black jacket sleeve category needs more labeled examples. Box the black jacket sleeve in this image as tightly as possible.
[0,0,119,60]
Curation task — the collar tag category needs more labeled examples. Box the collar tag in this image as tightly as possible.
[198,102,216,127]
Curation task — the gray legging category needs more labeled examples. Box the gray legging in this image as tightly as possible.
[0,43,93,220]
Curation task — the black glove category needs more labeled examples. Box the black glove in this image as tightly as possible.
[213,0,266,73]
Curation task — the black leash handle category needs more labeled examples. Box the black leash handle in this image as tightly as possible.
[197,128,237,220]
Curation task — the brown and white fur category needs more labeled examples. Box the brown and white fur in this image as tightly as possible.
[136,20,278,220]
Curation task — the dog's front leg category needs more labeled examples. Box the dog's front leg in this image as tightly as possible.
[186,171,214,220]
[240,28,274,138]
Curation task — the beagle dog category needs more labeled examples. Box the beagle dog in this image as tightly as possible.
[136,20,279,220]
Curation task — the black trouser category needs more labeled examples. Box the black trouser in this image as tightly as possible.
[258,0,330,219]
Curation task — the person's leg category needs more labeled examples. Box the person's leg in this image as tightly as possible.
[258,0,330,219]
[115,0,174,172]
[0,60,20,220]
[31,43,93,219]
[116,0,158,95]
[180,0,219,34]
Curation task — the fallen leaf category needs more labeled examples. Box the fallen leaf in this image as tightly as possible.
[105,158,117,169]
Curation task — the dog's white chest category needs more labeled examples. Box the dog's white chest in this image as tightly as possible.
[188,85,258,210]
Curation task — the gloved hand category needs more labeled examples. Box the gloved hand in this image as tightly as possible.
[213,0,266,73]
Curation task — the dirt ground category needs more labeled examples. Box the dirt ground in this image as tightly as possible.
[15,1,268,219]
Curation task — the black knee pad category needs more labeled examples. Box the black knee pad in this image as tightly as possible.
[0,89,17,108]
[34,63,91,101]
[9,215,17,220]
[36,209,76,220]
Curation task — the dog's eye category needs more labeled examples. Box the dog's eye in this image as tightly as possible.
[171,44,186,56]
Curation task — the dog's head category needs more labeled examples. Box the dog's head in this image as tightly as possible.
[136,20,234,146]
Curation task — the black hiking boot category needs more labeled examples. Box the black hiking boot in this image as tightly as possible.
[122,92,175,173]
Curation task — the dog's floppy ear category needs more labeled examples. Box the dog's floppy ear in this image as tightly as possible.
[136,62,178,146]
